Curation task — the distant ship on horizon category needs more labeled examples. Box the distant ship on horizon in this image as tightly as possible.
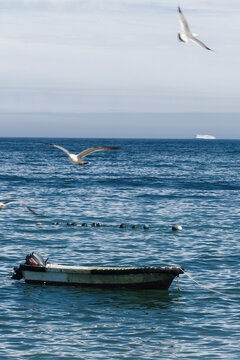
[194,134,216,140]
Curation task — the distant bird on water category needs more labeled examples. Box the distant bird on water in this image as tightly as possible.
[45,143,120,165]
[0,200,39,215]
[178,6,213,51]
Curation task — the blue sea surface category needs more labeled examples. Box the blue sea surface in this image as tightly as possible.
[0,138,239,359]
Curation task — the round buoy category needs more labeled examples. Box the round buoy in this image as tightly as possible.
[143,225,149,229]
[91,223,97,227]
[82,223,87,227]
[132,225,138,229]
[67,222,72,226]
[36,222,42,226]
[120,223,126,228]
[52,222,57,225]
[172,225,182,231]
[96,223,102,227]
[56,222,62,225]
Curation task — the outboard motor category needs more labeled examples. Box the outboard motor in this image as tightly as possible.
[11,266,23,280]
[12,252,48,280]
[25,252,47,267]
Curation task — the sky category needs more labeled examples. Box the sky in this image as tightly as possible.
[0,0,239,138]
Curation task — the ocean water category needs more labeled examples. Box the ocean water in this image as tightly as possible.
[0,138,239,359]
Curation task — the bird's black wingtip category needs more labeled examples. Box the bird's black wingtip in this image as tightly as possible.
[107,146,121,150]
[25,205,39,216]
[178,6,182,13]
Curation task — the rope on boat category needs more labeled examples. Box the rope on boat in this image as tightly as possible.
[177,275,181,291]
[182,270,236,299]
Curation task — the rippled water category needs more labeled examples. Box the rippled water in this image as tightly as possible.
[0,138,240,359]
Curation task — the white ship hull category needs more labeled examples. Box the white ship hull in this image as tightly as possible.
[194,134,216,139]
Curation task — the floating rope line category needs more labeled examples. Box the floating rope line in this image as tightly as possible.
[183,270,236,299]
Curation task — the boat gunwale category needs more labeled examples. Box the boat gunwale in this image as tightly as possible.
[19,263,184,275]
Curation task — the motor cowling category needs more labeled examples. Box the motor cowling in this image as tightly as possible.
[25,252,47,267]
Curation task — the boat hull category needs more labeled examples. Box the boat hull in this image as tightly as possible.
[17,263,184,290]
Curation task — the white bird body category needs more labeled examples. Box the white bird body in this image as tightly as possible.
[0,203,5,209]
[178,32,188,43]
[69,154,87,165]
[45,143,120,165]
[178,6,212,51]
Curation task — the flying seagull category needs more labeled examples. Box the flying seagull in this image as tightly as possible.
[0,200,39,215]
[45,143,120,165]
[178,6,212,51]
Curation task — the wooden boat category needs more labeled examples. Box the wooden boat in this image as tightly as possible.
[12,252,184,290]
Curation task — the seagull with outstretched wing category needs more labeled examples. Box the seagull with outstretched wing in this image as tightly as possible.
[178,6,213,51]
[0,200,39,215]
[45,143,120,165]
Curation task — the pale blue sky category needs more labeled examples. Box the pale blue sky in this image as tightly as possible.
[0,0,239,137]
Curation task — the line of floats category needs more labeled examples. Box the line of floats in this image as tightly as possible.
[35,221,182,231]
